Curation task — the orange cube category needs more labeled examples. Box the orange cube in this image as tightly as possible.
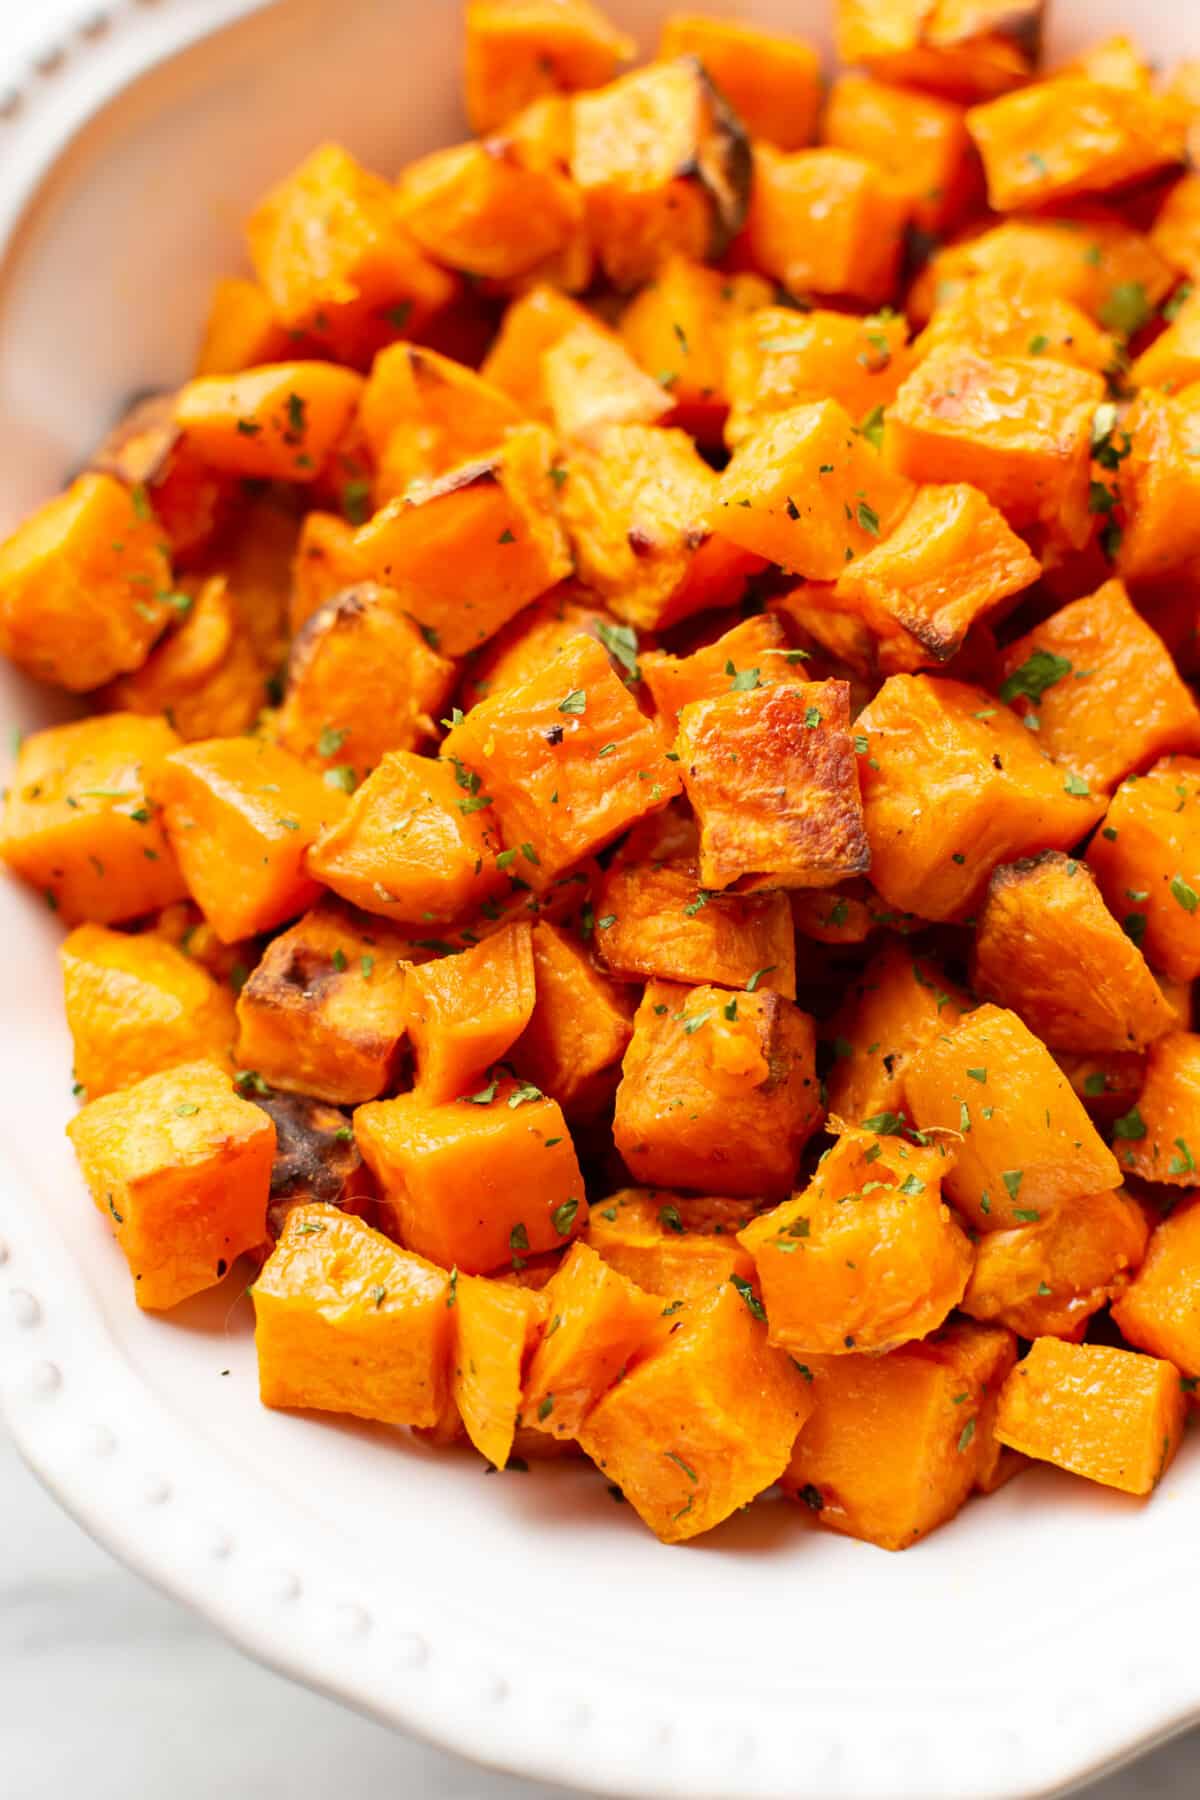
[1,714,187,924]
[659,16,821,151]
[450,1274,545,1470]
[963,1186,1150,1342]
[540,323,676,443]
[405,921,536,1103]
[825,75,975,235]
[1131,285,1200,393]
[522,1242,667,1439]
[613,980,822,1199]
[156,737,346,943]
[397,136,585,286]
[1116,389,1200,583]
[360,342,524,500]
[1112,1195,1200,1377]
[0,473,174,692]
[640,615,793,733]
[578,1279,814,1542]
[585,1190,756,1300]
[1111,1031,1200,1186]
[967,78,1184,213]
[88,393,236,570]
[481,286,631,419]
[175,363,365,483]
[457,588,615,711]
[995,1338,1185,1496]
[353,1077,585,1274]
[834,0,1039,102]
[194,276,289,377]
[464,0,633,135]
[287,511,368,636]
[914,215,1174,328]
[441,634,681,887]
[619,257,771,443]
[717,400,915,581]
[104,574,265,744]
[904,1003,1122,1232]
[855,674,1106,921]
[512,918,634,1117]
[676,680,869,891]
[67,1058,275,1311]
[307,750,505,927]
[253,1204,452,1427]
[724,307,912,451]
[824,942,970,1127]
[913,270,1118,379]
[1087,756,1200,981]
[742,145,910,308]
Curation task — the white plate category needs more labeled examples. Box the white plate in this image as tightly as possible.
[1,4,1197,1797]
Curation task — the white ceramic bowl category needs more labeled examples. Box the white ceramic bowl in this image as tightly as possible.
[0,4,1196,1797]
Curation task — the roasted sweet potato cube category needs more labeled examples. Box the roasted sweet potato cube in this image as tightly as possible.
[660,15,821,150]
[614,980,822,1199]
[1087,757,1200,981]
[676,680,869,891]
[1,714,186,924]
[67,1058,274,1310]
[963,1186,1150,1341]
[88,393,234,569]
[619,257,771,443]
[307,749,505,926]
[251,1089,378,1249]
[640,615,793,734]
[995,1338,1185,1496]
[352,424,571,655]
[0,473,174,692]
[885,345,1104,549]
[464,0,633,134]
[571,57,751,290]
[585,1190,755,1300]
[1152,172,1200,284]
[904,1003,1122,1232]
[999,580,1200,794]
[203,490,300,672]
[825,943,970,1127]
[1112,1195,1200,1377]
[967,78,1184,214]
[833,483,1040,673]
[1111,1031,1200,1186]
[360,342,524,500]
[780,1321,1019,1551]
[914,215,1174,328]
[791,878,904,947]
[61,923,235,1101]
[353,1077,585,1274]
[246,142,453,355]
[541,324,675,442]
[481,287,618,419]
[522,1242,667,1439]
[511,919,634,1116]
[834,0,1041,102]
[288,512,368,636]
[175,363,364,483]
[276,583,455,778]
[1115,390,1200,583]
[442,635,681,886]
[742,145,910,308]
[397,135,585,286]
[1131,286,1200,394]
[717,400,915,581]
[578,1279,814,1542]
[405,922,536,1103]
[104,575,265,743]
[448,1275,546,1470]
[1057,1049,1148,1126]
[559,422,759,631]
[724,307,912,451]
[253,1204,452,1426]
[973,853,1175,1053]
[156,737,345,943]
[913,269,1118,378]
[195,276,289,377]
[457,588,616,710]
[855,674,1106,921]
[825,75,976,235]
[235,899,411,1104]
[741,1129,971,1357]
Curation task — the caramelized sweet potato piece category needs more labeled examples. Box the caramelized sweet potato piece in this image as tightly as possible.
[855,674,1106,921]
[253,1204,452,1425]
[741,145,910,308]
[405,922,536,1103]
[352,424,571,655]
[449,1274,545,1469]
[824,942,969,1128]
[1111,1030,1200,1186]
[585,1190,755,1299]
[1112,1194,1200,1377]
[397,134,585,286]
[206,489,301,671]
[914,214,1174,328]
[963,1186,1150,1340]
[1087,757,1200,982]
[522,1242,667,1438]
[464,0,633,134]
[68,1058,274,1310]
[540,324,676,442]
[0,473,173,692]
[1,714,186,924]
[104,575,265,743]
[676,679,869,891]
[834,0,1041,102]
[175,363,364,483]
[725,307,911,453]
[660,15,821,151]
[457,588,616,710]
[62,923,235,1101]
[512,918,635,1116]
[619,257,772,443]
[967,78,1184,213]
[360,342,524,502]
[194,276,289,377]
[89,393,234,568]
[613,980,822,1199]
[740,1129,971,1356]
[913,269,1118,378]
[995,1338,1185,1496]
[354,1077,585,1274]
[578,1279,814,1542]
[640,614,793,733]
[781,1320,1019,1550]
[1131,285,1200,393]
[1115,389,1200,583]
[825,74,976,236]
[253,1089,377,1247]
[481,287,625,419]
[904,1002,1122,1231]
[973,853,1175,1052]
[288,512,369,636]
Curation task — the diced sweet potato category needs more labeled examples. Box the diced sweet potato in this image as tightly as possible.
[512,918,634,1116]
[613,979,822,1198]
[885,345,1105,549]
[67,1058,274,1310]
[354,1077,585,1274]
[205,490,301,673]
[194,276,290,377]
[1112,1195,1200,1377]
[904,1002,1122,1231]
[175,363,365,483]
[442,634,681,886]
[740,1128,970,1356]
[825,74,976,235]
[676,679,869,891]
[1087,757,1200,981]
[963,1185,1150,1340]
[660,16,821,151]
[464,0,633,134]
[913,269,1119,378]
[724,307,912,451]
[781,1320,1019,1550]
[1131,286,1200,393]
[973,853,1175,1053]
[540,324,675,442]
[834,0,1041,102]
[104,575,265,742]
[824,942,970,1126]
[397,134,585,286]
[457,588,615,711]
[855,674,1106,921]
[156,736,346,943]
[994,1337,1185,1495]
[0,473,174,692]
[481,287,620,419]
[360,343,523,501]
[967,78,1184,213]
[1115,389,1200,583]
[741,145,910,308]
[522,1242,667,1438]
[1111,1030,1200,1186]
[640,616,791,733]
[89,393,235,569]
[585,1189,755,1299]
[307,749,505,926]
[578,1279,814,1542]
[1,714,186,924]
[352,424,570,655]
[619,257,771,443]
[717,399,915,580]
[251,1089,378,1249]
[253,1204,452,1425]
[914,215,1174,329]
[61,923,235,1101]
[449,1274,545,1469]
[1057,1050,1148,1126]
[405,921,536,1103]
